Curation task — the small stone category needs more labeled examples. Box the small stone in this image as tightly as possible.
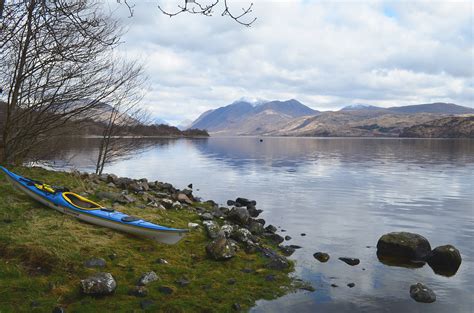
[339,257,360,266]
[175,278,190,287]
[313,252,330,263]
[188,222,200,229]
[158,286,174,295]
[155,258,169,264]
[331,284,338,288]
[284,235,292,241]
[188,184,193,189]
[301,233,306,236]
[201,212,213,221]
[84,258,106,268]
[265,275,276,282]
[140,299,155,310]
[206,234,237,260]
[227,278,237,285]
[137,271,159,286]
[128,286,148,297]
[52,306,65,313]
[227,200,236,206]
[232,303,242,311]
[289,245,302,249]
[80,272,117,295]
[347,283,355,288]
[410,283,436,303]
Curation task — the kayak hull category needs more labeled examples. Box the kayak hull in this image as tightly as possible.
[1,168,187,244]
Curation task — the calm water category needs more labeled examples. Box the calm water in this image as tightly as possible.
[43,137,474,312]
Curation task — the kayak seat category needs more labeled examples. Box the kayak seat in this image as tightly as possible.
[121,216,140,222]
[62,192,102,210]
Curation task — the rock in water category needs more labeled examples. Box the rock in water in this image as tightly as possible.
[313,252,330,262]
[377,232,431,261]
[80,272,117,295]
[206,234,237,260]
[426,245,462,276]
[339,257,360,266]
[137,271,159,286]
[410,283,436,303]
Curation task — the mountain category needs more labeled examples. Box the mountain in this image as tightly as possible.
[176,119,193,130]
[340,104,385,111]
[400,116,474,138]
[151,117,169,126]
[387,102,474,114]
[189,99,319,135]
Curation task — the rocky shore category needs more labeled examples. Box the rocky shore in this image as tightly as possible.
[0,167,302,312]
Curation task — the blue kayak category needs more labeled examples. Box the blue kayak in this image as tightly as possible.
[0,167,188,244]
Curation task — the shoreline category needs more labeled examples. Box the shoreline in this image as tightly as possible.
[0,166,306,312]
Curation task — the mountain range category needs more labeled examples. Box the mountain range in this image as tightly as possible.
[188,100,474,137]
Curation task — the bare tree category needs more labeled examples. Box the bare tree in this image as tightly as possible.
[117,0,256,26]
[0,1,144,164]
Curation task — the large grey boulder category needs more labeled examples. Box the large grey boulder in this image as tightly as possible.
[410,283,436,303]
[80,272,117,295]
[206,233,237,261]
[228,207,250,225]
[377,232,431,261]
[426,245,462,276]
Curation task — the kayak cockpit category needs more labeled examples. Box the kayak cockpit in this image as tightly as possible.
[62,192,102,210]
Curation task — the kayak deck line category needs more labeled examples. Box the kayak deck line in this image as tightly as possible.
[0,166,188,244]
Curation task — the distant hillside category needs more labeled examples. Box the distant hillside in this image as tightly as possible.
[387,103,474,114]
[189,99,319,134]
[340,104,386,112]
[400,116,474,138]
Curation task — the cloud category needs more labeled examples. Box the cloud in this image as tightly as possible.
[107,0,474,123]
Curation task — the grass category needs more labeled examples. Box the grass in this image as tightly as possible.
[0,166,295,312]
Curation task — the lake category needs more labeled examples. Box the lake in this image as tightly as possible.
[41,137,474,312]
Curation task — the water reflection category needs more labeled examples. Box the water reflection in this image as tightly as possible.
[39,137,474,313]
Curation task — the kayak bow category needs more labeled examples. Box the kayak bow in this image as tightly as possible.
[0,167,188,244]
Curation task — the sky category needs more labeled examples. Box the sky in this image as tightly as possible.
[107,0,473,125]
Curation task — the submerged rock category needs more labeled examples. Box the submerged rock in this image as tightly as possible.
[137,271,159,286]
[377,232,431,261]
[206,234,237,260]
[339,257,360,266]
[313,252,330,263]
[426,245,462,276]
[410,283,436,303]
[80,272,117,295]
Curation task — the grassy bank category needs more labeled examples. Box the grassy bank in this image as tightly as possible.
[0,167,295,312]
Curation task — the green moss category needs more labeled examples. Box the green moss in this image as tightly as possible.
[0,166,295,312]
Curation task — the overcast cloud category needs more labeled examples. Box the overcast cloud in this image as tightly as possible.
[107,0,473,125]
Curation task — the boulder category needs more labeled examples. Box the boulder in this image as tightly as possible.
[264,224,277,233]
[137,271,159,286]
[227,200,236,206]
[128,181,142,192]
[410,283,436,303]
[279,245,296,256]
[160,199,174,209]
[211,207,225,218]
[262,232,285,245]
[228,207,250,225]
[206,234,237,260]
[259,247,290,270]
[80,272,117,295]
[231,228,257,248]
[220,224,235,238]
[377,232,431,261]
[84,258,106,268]
[426,245,462,276]
[247,206,263,218]
[177,193,193,205]
[203,220,220,239]
[339,257,360,266]
[247,220,264,235]
[235,197,253,206]
[96,191,122,202]
[313,252,330,263]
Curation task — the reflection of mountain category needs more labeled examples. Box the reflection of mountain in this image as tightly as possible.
[190,137,474,171]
